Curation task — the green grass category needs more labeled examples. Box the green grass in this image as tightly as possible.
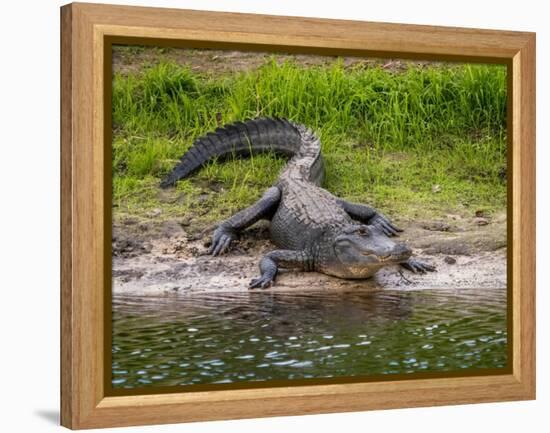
[112,54,507,226]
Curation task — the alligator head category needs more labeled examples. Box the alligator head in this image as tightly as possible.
[327,223,412,279]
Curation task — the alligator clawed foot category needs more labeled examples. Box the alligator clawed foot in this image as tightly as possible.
[401,258,436,274]
[208,226,236,256]
[249,276,274,290]
[371,214,403,237]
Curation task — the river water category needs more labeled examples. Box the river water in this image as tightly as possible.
[111,288,507,389]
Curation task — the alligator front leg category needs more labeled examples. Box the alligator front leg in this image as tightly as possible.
[249,250,314,289]
[400,258,436,274]
[336,199,402,237]
[208,186,281,256]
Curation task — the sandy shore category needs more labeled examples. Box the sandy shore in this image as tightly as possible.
[112,213,507,296]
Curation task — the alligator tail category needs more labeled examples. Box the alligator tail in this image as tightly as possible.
[160,117,322,188]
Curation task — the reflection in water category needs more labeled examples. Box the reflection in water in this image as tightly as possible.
[111,288,507,388]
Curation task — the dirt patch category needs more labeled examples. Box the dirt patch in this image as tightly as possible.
[112,212,507,296]
[112,46,451,77]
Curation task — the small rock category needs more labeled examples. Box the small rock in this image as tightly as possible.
[421,221,451,232]
[431,184,441,193]
[146,208,162,218]
[444,256,457,264]
[473,217,490,226]
[197,193,209,204]
[475,210,487,218]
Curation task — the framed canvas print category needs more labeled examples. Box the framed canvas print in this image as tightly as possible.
[60,2,536,429]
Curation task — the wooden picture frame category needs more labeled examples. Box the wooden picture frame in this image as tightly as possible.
[60,2,536,429]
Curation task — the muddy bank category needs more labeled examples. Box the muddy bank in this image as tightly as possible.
[112,212,506,296]
[112,46,446,77]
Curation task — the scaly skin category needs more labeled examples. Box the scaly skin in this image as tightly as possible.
[161,117,435,289]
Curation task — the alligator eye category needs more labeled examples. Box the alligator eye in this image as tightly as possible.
[357,226,369,236]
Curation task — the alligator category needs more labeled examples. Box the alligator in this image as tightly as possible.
[161,117,435,289]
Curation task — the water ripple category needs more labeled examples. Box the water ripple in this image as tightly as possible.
[111,288,507,388]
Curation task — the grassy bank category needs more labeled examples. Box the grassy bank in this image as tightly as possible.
[112,49,507,226]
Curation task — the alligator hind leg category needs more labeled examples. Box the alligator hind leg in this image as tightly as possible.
[336,199,403,237]
[249,250,313,289]
[208,186,281,256]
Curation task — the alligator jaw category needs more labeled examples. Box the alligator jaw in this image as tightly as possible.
[361,252,391,262]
